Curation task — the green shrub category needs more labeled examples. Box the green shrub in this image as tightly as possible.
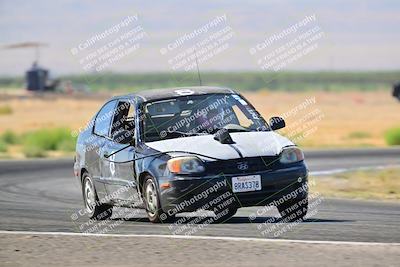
[385,127,400,145]
[23,146,47,158]
[0,140,7,153]
[1,130,18,144]
[0,105,12,115]
[57,138,77,152]
[22,128,77,157]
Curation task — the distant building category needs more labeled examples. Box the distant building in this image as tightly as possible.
[393,82,400,101]
[26,62,59,91]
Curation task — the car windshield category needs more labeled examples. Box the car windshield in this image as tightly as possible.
[142,93,269,142]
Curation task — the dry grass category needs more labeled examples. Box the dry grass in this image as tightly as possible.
[246,90,400,147]
[0,105,12,115]
[0,94,108,134]
[310,168,400,200]
[0,90,399,150]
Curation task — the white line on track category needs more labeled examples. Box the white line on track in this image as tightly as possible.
[309,164,400,176]
[0,230,399,246]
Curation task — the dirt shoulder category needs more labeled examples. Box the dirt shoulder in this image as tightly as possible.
[311,167,400,201]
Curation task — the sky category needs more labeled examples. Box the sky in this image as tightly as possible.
[0,0,399,76]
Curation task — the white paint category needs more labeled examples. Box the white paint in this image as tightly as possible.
[309,168,349,176]
[146,131,293,160]
[310,164,400,176]
[0,230,398,246]
[174,89,195,95]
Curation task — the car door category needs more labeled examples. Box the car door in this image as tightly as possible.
[101,99,140,205]
[86,99,118,200]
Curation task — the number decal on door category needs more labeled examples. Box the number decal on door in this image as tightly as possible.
[109,154,115,176]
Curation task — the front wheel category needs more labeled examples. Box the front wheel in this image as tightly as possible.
[82,173,112,220]
[143,175,174,223]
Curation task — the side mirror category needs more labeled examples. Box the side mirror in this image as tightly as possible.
[112,129,135,145]
[269,116,285,130]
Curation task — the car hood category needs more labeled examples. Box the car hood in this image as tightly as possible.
[145,131,294,160]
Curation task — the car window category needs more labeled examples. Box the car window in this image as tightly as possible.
[127,102,135,118]
[94,100,117,137]
[111,100,136,137]
[232,105,253,127]
[142,94,268,142]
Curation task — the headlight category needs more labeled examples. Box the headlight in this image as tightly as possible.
[167,157,205,174]
[279,147,304,164]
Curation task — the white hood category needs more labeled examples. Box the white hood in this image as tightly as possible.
[146,131,294,160]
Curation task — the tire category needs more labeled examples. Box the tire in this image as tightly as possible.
[143,175,175,223]
[213,206,237,223]
[82,173,113,220]
[277,197,308,222]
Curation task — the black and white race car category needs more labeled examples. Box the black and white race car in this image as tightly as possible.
[74,86,308,223]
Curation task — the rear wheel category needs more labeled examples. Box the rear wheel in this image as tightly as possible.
[277,197,308,222]
[82,173,112,220]
[143,175,174,223]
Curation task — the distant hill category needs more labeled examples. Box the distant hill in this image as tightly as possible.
[1,71,399,92]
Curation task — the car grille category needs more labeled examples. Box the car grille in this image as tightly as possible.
[205,156,280,175]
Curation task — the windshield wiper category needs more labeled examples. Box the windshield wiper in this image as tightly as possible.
[166,130,206,137]
[210,125,250,134]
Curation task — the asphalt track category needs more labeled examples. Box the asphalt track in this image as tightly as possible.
[0,148,399,243]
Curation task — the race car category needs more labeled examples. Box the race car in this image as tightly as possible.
[73,86,309,223]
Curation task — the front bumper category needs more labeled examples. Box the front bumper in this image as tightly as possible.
[159,162,308,215]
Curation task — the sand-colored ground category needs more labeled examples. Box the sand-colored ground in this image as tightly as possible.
[0,93,107,135]
[0,90,399,148]
[310,167,400,201]
[246,90,400,147]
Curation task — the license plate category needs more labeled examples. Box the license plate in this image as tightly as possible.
[232,175,262,193]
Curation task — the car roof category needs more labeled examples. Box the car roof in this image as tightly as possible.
[115,86,237,102]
